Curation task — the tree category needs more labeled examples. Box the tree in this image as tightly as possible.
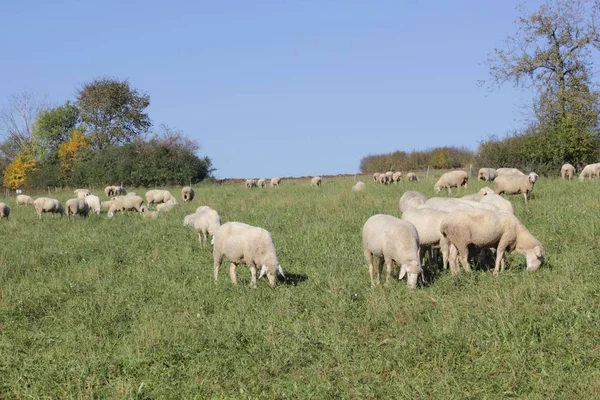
[33,101,80,153]
[2,150,36,189]
[58,128,90,176]
[487,0,600,129]
[77,77,151,149]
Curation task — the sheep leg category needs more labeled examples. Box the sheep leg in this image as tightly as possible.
[523,192,528,205]
[456,244,471,273]
[229,263,238,285]
[493,247,506,276]
[213,254,223,283]
[249,264,257,288]
[419,246,427,268]
[448,244,459,274]
[364,249,376,288]
[377,256,385,286]
[440,240,449,270]
[384,256,393,286]
[202,231,208,246]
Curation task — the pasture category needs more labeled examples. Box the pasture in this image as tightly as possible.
[0,175,599,398]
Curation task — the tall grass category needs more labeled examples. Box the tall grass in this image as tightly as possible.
[1,176,599,398]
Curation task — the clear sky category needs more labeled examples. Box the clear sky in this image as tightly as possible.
[0,0,547,179]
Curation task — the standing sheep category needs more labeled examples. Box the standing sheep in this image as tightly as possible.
[352,181,366,191]
[145,189,177,205]
[578,163,600,181]
[373,172,381,182]
[478,168,498,181]
[84,195,101,215]
[494,173,537,204]
[496,168,525,177]
[212,221,285,288]
[33,197,64,218]
[74,189,90,199]
[245,179,257,188]
[434,170,468,194]
[0,202,10,219]
[398,190,428,213]
[560,163,575,180]
[311,176,322,187]
[181,186,195,202]
[406,172,419,182]
[271,177,281,187]
[402,206,450,270]
[107,195,145,217]
[104,185,125,197]
[378,174,389,185]
[16,194,34,206]
[392,171,403,183]
[65,198,90,218]
[257,178,267,188]
[362,214,423,289]
[192,206,221,245]
[440,209,544,276]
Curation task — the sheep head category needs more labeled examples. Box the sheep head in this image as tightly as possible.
[525,245,544,272]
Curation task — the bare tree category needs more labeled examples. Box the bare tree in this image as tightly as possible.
[0,91,48,159]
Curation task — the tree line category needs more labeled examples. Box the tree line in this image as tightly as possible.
[0,78,213,189]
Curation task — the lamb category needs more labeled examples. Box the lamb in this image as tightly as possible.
[496,168,525,177]
[0,202,10,219]
[33,197,64,218]
[107,195,145,217]
[434,170,468,194]
[398,190,428,213]
[401,206,450,270]
[373,172,381,182]
[74,189,90,199]
[145,189,177,205]
[156,201,177,212]
[245,179,257,188]
[257,178,267,188]
[392,171,403,183]
[271,177,281,187]
[311,176,322,187]
[406,172,419,182]
[181,186,195,202]
[478,168,498,181]
[192,206,221,245]
[16,194,34,206]
[212,221,285,288]
[65,198,90,218]
[460,187,495,201]
[440,209,544,276]
[578,163,600,181]
[494,173,537,203]
[352,181,366,191]
[362,214,423,289]
[560,163,575,180]
[84,195,101,215]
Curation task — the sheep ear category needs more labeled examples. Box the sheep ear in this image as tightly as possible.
[277,264,286,278]
[398,265,407,280]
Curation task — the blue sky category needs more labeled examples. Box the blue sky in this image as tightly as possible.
[0,0,547,178]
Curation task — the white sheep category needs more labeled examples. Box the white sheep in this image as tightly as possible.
[560,163,575,180]
[245,179,257,188]
[16,194,34,206]
[311,176,322,187]
[496,168,525,177]
[398,190,428,213]
[65,198,90,218]
[460,187,495,201]
[101,200,113,211]
[578,163,600,181]
[406,172,419,182]
[74,189,90,199]
[271,177,281,187]
[478,168,498,181]
[401,206,449,270]
[256,178,267,188]
[373,172,381,182]
[33,197,64,218]
[104,185,125,197]
[362,214,423,289]
[145,189,177,205]
[440,209,544,276]
[422,197,478,213]
[107,195,145,217]
[181,186,195,202]
[479,193,514,214]
[84,195,101,215]
[385,171,393,182]
[378,174,389,185]
[352,181,366,191]
[141,209,159,219]
[392,171,403,183]
[212,221,285,287]
[156,201,177,212]
[192,206,221,245]
[434,170,468,194]
[494,172,538,203]
[0,202,10,219]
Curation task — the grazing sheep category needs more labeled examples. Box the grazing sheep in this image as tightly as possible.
[192,206,221,245]
[156,201,177,212]
[311,176,322,187]
[245,179,257,188]
[271,177,281,187]
[104,185,125,197]
[16,194,34,206]
[578,163,600,181]
[406,172,419,182]
[181,186,195,202]
[33,197,64,218]
[352,181,366,191]
[496,168,525,177]
[183,212,197,227]
[141,209,159,219]
[478,168,498,181]
[362,214,423,289]
[84,195,101,215]
[107,195,145,217]
[145,189,177,205]
[65,198,90,218]
[560,163,575,180]
[373,172,381,182]
[494,173,537,204]
[378,174,389,185]
[434,170,468,194]
[402,206,450,270]
[385,171,393,182]
[213,221,285,288]
[0,202,10,219]
[399,190,428,213]
[74,189,90,199]
[392,171,403,183]
[460,187,495,201]
[440,209,544,276]
[422,197,477,212]
[257,178,267,188]
[479,193,514,214]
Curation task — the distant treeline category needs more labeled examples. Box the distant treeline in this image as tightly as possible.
[359,146,474,173]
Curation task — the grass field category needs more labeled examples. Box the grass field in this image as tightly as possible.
[1,175,599,398]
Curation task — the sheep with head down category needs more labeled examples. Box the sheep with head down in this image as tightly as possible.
[107,195,145,217]
[401,206,450,270]
[65,198,89,218]
[33,197,64,218]
[257,178,267,188]
[406,172,419,182]
[245,179,257,188]
[181,186,195,202]
[362,214,423,289]
[145,189,177,206]
[392,171,403,183]
[478,168,498,181]
[561,163,575,180]
[373,172,381,182]
[271,177,281,187]
[84,195,101,215]
[311,176,322,187]
[434,170,468,194]
[212,221,285,288]
[0,202,10,219]
[16,194,34,206]
[578,163,600,181]
[184,206,221,245]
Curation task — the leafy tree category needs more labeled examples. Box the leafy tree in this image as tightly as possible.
[58,129,90,176]
[77,77,151,149]
[3,150,36,189]
[33,101,80,153]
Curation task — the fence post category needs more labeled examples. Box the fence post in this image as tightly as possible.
[426,166,430,178]
[469,164,473,178]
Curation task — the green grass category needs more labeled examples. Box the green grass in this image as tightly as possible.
[1,176,600,398]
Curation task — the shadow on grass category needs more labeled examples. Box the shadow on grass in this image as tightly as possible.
[279,271,309,286]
